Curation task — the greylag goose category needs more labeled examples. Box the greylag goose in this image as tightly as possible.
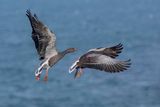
[26,10,76,81]
[69,43,131,78]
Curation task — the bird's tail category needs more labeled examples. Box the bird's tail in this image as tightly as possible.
[69,60,79,73]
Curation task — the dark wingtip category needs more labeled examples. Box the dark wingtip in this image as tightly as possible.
[26,9,30,13]
[126,59,131,63]
[113,43,123,54]
[26,9,31,15]
[124,59,131,68]
[39,57,45,60]
[117,43,123,49]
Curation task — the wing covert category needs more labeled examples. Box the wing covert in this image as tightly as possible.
[26,10,57,60]
[88,43,123,58]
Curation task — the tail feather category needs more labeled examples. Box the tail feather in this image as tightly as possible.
[69,60,79,73]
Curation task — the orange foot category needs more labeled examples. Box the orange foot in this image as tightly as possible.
[44,76,48,81]
[36,74,40,81]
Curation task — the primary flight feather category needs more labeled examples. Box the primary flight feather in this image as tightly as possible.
[26,10,76,81]
[69,43,131,78]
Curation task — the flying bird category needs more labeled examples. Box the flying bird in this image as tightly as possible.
[26,10,76,81]
[69,43,131,78]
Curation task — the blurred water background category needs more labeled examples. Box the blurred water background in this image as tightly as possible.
[0,0,160,107]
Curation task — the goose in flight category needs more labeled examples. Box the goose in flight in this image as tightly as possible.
[69,43,131,78]
[26,10,76,81]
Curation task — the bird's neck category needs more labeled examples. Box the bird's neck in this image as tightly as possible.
[60,49,71,56]
[58,49,74,59]
[48,49,73,67]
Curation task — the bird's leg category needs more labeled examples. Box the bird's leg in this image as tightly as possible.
[79,68,83,75]
[44,68,49,81]
[35,65,43,80]
[36,74,41,80]
[74,68,83,78]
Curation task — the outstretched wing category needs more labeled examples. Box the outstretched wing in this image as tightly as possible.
[88,43,123,58]
[26,10,57,60]
[81,53,131,73]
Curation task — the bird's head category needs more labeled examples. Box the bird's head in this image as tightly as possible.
[66,48,77,53]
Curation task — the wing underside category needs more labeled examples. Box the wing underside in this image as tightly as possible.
[26,10,57,60]
[81,53,131,72]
